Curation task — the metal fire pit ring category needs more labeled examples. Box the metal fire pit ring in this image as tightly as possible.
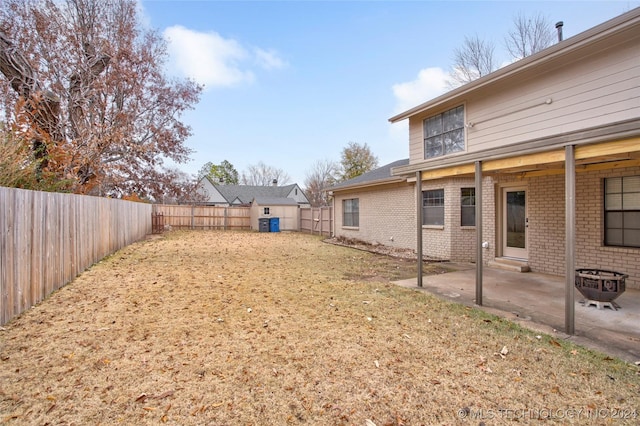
[575,268,628,310]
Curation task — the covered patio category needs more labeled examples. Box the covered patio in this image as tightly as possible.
[400,135,640,337]
[394,265,640,362]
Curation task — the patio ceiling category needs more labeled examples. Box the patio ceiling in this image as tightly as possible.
[416,136,640,180]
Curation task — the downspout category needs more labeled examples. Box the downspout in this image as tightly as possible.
[329,191,335,237]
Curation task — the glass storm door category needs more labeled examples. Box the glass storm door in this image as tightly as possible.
[503,188,528,259]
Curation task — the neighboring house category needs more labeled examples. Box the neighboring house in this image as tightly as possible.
[331,8,640,292]
[196,177,310,207]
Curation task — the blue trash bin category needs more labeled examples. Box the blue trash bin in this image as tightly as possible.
[269,217,280,232]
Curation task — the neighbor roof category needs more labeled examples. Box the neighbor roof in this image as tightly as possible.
[329,159,409,192]
[214,183,301,205]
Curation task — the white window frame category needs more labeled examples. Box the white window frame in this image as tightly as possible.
[461,187,476,227]
[343,198,359,227]
[422,189,444,226]
[423,105,465,159]
[604,176,640,248]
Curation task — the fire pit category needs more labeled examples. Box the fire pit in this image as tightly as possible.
[575,268,627,310]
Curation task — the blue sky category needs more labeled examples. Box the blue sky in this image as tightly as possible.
[140,0,637,186]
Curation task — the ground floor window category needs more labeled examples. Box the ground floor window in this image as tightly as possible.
[423,189,444,226]
[604,176,640,247]
[343,198,359,227]
[461,188,476,226]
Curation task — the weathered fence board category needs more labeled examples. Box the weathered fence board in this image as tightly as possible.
[152,204,251,230]
[0,187,152,325]
[300,207,333,236]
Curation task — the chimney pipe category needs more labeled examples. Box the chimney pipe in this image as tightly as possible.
[272,179,278,186]
[555,21,564,42]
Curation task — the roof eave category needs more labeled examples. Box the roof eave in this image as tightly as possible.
[328,176,407,193]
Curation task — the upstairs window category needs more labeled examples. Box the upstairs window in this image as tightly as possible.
[424,105,465,159]
[423,189,444,226]
[461,188,476,226]
[605,176,640,247]
[343,198,359,227]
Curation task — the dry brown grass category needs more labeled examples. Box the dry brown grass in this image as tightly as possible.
[1,231,638,425]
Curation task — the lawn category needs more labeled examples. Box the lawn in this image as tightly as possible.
[1,231,638,425]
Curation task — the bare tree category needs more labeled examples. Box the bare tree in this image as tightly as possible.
[240,161,291,186]
[0,0,202,199]
[505,12,556,60]
[448,34,497,88]
[448,13,556,89]
[339,141,378,182]
[150,167,203,204]
[304,159,338,207]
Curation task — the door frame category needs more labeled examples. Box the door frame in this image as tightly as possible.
[500,185,528,260]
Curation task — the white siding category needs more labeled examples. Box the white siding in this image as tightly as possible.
[407,31,640,164]
[286,185,311,206]
[196,179,228,205]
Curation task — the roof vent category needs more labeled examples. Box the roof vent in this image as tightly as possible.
[555,21,564,42]
[272,179,278,186]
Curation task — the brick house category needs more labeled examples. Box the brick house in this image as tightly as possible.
[330,8,640,297]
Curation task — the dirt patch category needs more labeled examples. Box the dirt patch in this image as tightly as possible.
[1,231,638,425]
[325,236,447,262]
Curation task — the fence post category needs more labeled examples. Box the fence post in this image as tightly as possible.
[224,207,228,231]
[191,205,195,230]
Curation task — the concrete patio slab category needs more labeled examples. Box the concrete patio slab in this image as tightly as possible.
[393,264,640,363]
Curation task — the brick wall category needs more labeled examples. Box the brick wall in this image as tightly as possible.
[333,177,497,263]
[447,178,476,262]
[333,183,416,250]
[576,167,640,290]
[495,166,640,290]
[528,174,566,274]
[482,177,497,264]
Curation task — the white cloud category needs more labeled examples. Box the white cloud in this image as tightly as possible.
[254,48,288,70]
[391,67,450,114]
[163,25,255,88]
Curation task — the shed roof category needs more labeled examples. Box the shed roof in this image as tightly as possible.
[253,197,299,206]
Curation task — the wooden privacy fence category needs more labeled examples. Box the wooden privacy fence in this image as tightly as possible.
[152,204,251,230]
[0,187,152,325]
[300,207,333,236]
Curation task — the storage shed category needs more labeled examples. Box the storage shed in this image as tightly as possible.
[250,197,300,231]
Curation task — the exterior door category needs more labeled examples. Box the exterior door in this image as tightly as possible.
[503,188,528,259]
